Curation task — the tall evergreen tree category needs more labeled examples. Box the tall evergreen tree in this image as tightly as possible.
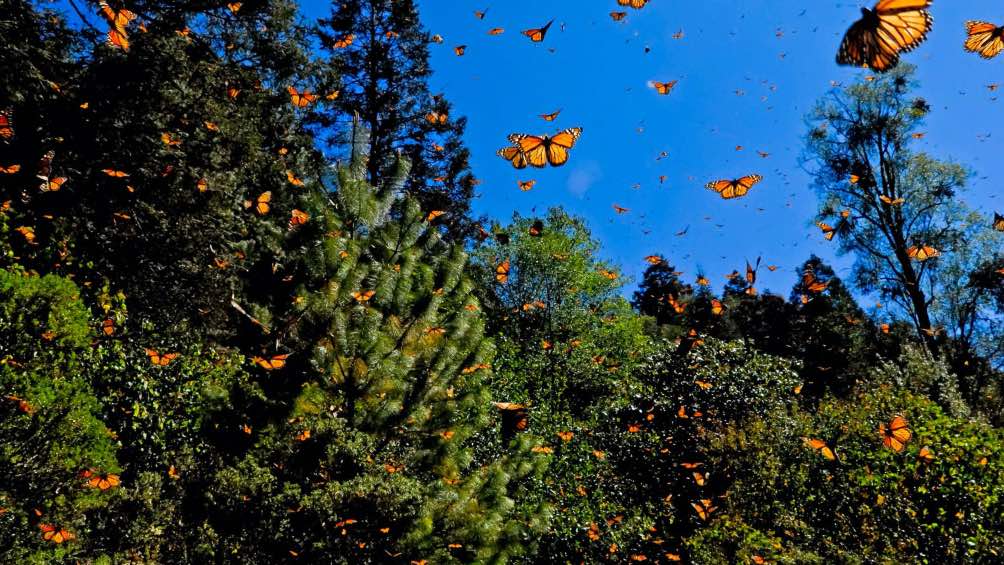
[632,257,690,328]
[313,0,477,240]
[206,130,540,562]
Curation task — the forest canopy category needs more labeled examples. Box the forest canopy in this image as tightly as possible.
[1,0,1002,563]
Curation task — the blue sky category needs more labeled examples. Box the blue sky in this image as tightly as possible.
[385,0,1002,298]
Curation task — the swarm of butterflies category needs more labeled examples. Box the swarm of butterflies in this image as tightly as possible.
[490,0,1004,201]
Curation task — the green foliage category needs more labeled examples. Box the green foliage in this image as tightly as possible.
[314,0,477,240]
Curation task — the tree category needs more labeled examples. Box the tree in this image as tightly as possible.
[0,0,317,340]
[313,0,477,240]
[803,66,984,355]
[632,257,691,328]
[787,256,879,397]
[205,132,540,563]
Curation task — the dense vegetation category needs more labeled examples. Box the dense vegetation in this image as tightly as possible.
[1,1,1002,563]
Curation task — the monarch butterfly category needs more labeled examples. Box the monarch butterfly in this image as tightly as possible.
[493,401,529,434]
[818,222,836,241]
[696,275,710,286]
[710,299,725,316]
[557,430,574,442]
[487,27,504,36]
[101,318,115,335]
[495,259,510,283]
[906,244,939,261]
[99,2,136,51]
[0,109,13,139]
[692,471,706,486]
[82,469,121,490]
[227,2,242,13]
[101,168,129,178]
[39,523,75,543]
[522,19,553,43]
[332,34,354,49]
[161,132,181,147]
[426,209,445,222]
[651,80,678,95]
[691,499,718,521]
[287,86,317,108]
[145,348,179,366]
[496,145,529,169]
[529,220,544,236]
[506,127,583,168]
[618,0,648,8]
[918,445,935,462]
[802,268,829,293]
[746,258,759,285]
[425,111,448,125]
[644,255,663,265]
[964,21,1004,59]
[518,179,535,191]
[880,415,912,452]
[539,109,561,121]
[613,204,630,214]
[286,170,304,186]
[474,8,488,20]
[39,177,67,192]
[610,11,628,21]
[992,212,1004,232]
[352,290,376,303]
[289,209,309,228]
[454,45,466,56]
[15,226,36,244]
[836,0,933,72]
[803,437,837,460]
[250,191,271,215]
[252,354,289,370]
[430,33,444,44]
[705,175,762,199]
[879,194,905,206]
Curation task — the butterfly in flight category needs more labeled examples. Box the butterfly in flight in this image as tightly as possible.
[145,348,179,366]
[803,437,837,460]
[252,353,289,370]
[879,415,912,452]
[836,0,933,72]
[499,128,582,168]
[287,86,317,108]
[523,19,554,43]
[618,0,648,9]
[610,11,627,22]
[705,175,762,199]
[993,212,1004,232]
[82,469,121,490]
[964,21,1004,59]
[651,80,678,95]
[99,1,136,51]
[539,109,561,121]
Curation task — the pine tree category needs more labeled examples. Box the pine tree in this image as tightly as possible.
[313,0,477,240]
[632,257,691,328]
[207,127,539,562]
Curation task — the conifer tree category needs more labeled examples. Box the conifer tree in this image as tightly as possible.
[207,128,540,562]
[313,0,477,240]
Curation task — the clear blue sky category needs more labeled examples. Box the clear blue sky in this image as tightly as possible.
[59,0,1003,298]
[389,0,1001,298]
